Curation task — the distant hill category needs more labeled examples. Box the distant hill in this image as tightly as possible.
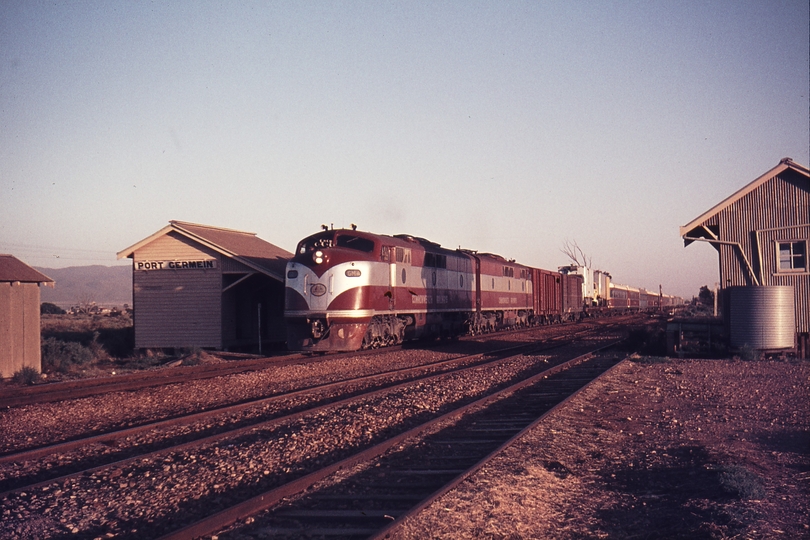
[35,265,132,308]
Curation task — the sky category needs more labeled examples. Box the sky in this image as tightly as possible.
[1,1,808,299]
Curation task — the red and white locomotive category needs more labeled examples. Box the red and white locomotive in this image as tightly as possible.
[284,227,682,352]
[285,228,542,351]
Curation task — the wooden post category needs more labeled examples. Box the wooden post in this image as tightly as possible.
[257,303,262,356]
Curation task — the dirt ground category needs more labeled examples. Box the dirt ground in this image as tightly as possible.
[390,356,810,539]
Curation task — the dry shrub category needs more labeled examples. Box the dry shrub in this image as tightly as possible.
[718,464,766,500]
[12,366,41,385]
[180,349,221,366]
[41,338,96,372]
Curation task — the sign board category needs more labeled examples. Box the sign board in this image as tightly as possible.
[134,260,217,271]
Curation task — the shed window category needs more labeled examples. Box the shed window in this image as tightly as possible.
[778,240,807,272]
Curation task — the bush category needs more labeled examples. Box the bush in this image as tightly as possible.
[96,327,133,358]
[12,366,41,385]
[41,338,95,372]
[40,302,66,315]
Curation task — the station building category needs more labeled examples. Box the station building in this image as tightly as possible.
[118,221,292,353]
[0,255,54,378]
[680,158,810,356]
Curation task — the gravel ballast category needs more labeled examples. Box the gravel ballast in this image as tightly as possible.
[389,357,810,539]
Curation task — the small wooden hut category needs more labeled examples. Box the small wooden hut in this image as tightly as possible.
[118,221,292,352]
[0,255,54,378]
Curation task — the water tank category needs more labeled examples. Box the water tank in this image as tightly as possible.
[728,286,795,350]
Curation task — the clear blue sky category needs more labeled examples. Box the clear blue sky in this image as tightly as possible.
[1,1,808,298]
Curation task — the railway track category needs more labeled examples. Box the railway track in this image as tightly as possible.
[0,353,296,408]
[0,333,587,496]
[166,346,625,539]
[0,318,646,539]
[1,320,623,464]
[0,345,443,409]
[0,314,640,409]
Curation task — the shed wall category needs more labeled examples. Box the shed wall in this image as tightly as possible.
[132,233,222,348]
[0,282,42,378]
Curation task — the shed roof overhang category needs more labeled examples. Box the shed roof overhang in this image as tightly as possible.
[681,224,721,248]
[679,157,810,244]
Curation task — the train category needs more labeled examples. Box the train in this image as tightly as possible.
[284,227,682,352]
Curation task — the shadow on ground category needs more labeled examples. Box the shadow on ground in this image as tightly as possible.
[594,444,764,539]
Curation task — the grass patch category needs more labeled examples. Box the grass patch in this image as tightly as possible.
[718,464,766,500]
[40,313,134,375]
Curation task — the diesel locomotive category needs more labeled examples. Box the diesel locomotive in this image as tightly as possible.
[284,227,680,352]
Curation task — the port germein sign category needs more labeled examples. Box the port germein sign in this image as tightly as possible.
[134,260,217,271]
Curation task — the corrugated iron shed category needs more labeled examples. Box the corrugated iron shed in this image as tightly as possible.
[680,158,810,354]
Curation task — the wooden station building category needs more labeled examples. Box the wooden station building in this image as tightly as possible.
[118,221,292,352]
[0,255,54,378]
[680,158,810,355]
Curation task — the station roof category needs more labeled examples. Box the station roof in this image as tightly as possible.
[117,221,293,281]
[0,254,55,285]
[680,157,810,239]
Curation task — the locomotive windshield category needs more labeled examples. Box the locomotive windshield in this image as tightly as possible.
[336,234,375,253]
[297,233,334,255]
[296,233,375,255]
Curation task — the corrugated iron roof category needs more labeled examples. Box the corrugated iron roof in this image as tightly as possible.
[117,221,292,281]
[680,158,810,237]
[0,254,55,284]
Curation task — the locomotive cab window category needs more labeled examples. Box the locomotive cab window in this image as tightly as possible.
[336,235,375,253]
[395,247,411,264]
[777,240,807,272]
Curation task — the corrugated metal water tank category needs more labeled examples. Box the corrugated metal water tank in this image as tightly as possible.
[729,286,795,350]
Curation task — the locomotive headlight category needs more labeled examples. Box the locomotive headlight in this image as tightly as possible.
[313,250,324,264]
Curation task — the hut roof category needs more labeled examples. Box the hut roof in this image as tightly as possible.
[117,221,292,281]
[0,254,55,284]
